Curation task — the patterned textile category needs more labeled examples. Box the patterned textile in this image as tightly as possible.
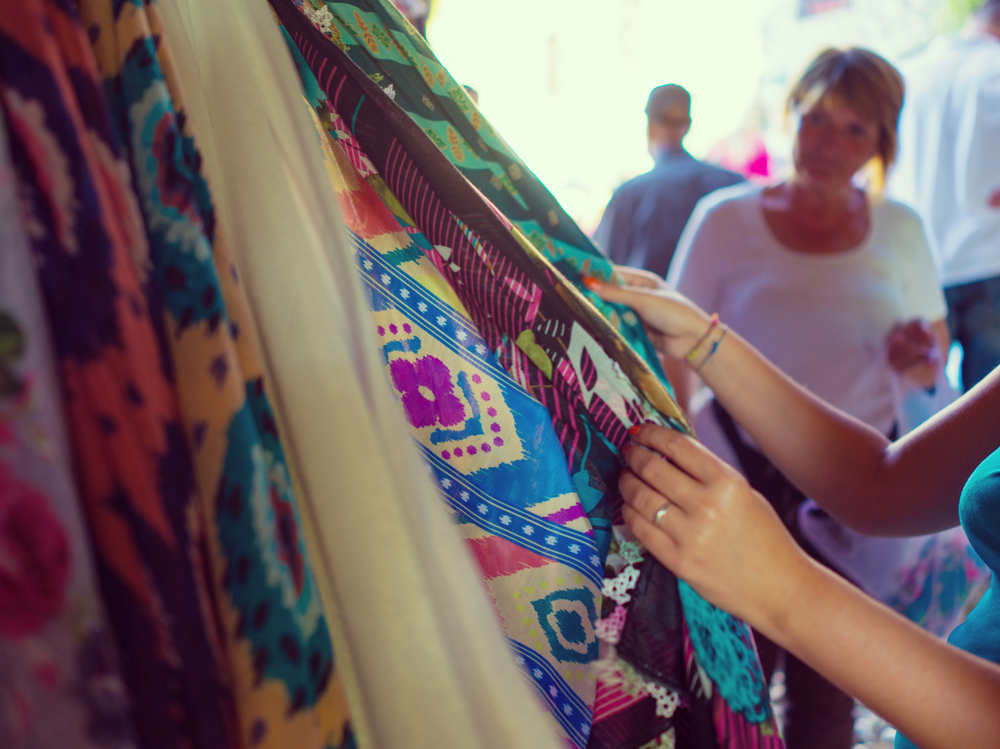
[298,78,604,745]
[155,0,571,741]
[75,1,355,747]
[271,2,782,747]
[0,115,138,749]
[0,2,239,748]
[296,0,672,441]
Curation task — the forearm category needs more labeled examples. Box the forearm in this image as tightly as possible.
[694,328,905,531]
[590,281,998,533]
[764,555,1000,749]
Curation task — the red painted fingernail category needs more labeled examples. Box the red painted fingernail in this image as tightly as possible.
[628,424,641,436]
[582,275,602,291]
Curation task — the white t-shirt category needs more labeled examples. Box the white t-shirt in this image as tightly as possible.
[667,184,947,466]
[891,33,1000,287]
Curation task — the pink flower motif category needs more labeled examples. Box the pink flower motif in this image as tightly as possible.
[0,463,70,639]
[390,356,466,428]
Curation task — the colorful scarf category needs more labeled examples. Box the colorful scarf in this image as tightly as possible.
[0,1,239,746]
[0,113,138,749]
[293,0,677,561]
[296,78,605,744]
[271,1,783,746]
[74,0,355,746]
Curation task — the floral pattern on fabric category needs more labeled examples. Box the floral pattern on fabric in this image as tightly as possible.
[272,3,781,747]
[0,2,240,747]
[75,0,354,746]
[288,0,677,562]
[0,86,138,749]
[309,97,603,746]
[305,0,670,389]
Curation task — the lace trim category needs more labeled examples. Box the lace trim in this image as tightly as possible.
[594,653,683,720]
[601,564,640,606]
[616,540,645,566]
[638,728,676,749]
[646,681,682,719]
[594,604,627,644]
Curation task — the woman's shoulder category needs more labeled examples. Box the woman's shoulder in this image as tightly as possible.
[692,182,763,229]
[871,196,926,233]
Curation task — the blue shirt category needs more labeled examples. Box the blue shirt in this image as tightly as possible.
[593,148,743,278]
[895,445,1000,748]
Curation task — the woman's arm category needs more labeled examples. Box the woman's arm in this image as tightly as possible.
[619,426,1000,749]
[591,281,1000,535]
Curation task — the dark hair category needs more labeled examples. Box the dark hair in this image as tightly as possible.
[787,47,905,178]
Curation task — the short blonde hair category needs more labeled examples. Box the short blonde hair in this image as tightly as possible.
[787,47,905,179]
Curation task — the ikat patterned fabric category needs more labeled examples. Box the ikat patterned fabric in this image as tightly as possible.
[271,1,784,747]
[75,0,356,747]
[301,92,605,746]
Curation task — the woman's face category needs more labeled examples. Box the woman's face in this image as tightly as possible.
[792,98,880,186]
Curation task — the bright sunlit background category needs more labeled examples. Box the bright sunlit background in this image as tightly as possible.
[425,0,968,233]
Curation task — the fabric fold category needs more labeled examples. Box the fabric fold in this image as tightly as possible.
[76,0,354,745]
[0,106,139,749]
[0,2,239,746]
[270,2,782,746]
[156,0,566,746]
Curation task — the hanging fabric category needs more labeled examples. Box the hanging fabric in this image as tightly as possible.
[295,0,670,398]
[0,112,139,749]
[269,2,782,747]
[287,57,605,744]
[75,0,354,746]
[155,0,567,746]
[0,2,239,747]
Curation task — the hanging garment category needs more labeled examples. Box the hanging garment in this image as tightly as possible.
[0,2,239,748]
[270,3,781,747]
[155,0,567,746]
[292,0,670,399]
[291,67,604,744]
[0,113,139,749]
[76,1,353,746]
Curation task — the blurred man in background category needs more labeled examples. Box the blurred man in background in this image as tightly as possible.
[593,84,743,278]
[891,0,1000,390]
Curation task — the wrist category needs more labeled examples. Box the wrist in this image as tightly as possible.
[759,552,835,648]
[685,315,729,371]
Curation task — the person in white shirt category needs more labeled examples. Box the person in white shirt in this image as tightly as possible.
[891,0,1000,391]
[662,48,950,749]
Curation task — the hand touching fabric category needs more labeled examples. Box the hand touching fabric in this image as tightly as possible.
[584,276,710,361]
[621,424,804,628]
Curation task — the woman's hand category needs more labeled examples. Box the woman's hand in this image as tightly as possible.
[886,319,940,388]
[620,423,811,630]
[584,277,712,360]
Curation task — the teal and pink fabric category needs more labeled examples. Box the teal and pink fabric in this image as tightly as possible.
[271,1,783,746]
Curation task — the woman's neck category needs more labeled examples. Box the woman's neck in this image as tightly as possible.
[772,176,864,225]
[761,176,871,254]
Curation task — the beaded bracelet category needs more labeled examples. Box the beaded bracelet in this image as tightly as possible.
[684,313,719,364]
[694,324,729,371]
